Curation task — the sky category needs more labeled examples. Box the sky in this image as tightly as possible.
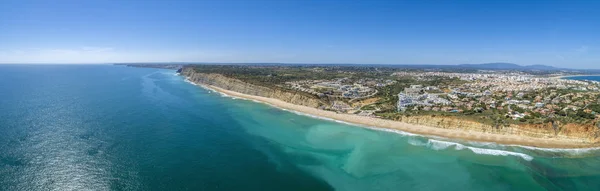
[0,0,599,68]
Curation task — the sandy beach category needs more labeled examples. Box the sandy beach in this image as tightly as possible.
[191,81,598,149]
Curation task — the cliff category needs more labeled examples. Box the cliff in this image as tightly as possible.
[181,67,327,108]
[393,115,600,143]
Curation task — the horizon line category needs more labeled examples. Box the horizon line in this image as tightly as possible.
[1,62,598,70]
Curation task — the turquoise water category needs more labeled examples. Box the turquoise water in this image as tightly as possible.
[1,65,600,191]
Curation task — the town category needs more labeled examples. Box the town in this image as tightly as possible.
[284,78,395,99]
[392,72,600,123]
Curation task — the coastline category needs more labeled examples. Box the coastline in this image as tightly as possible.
[186,78,599,149]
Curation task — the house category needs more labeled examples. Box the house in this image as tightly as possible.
[535,102,545,108]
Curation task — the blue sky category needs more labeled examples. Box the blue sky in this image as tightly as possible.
[0,0,599,68]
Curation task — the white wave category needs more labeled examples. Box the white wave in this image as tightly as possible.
[183,78,231,98]
[429,139,465,150]
[407,138,428,147]
[183,79,197,86]
[427,139,533,161]
[466,141,503,149]
[468,147,533,161]
[511,145,600,155]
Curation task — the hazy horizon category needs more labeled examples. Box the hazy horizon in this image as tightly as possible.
[0,62,595,70]
[1,0,599,69]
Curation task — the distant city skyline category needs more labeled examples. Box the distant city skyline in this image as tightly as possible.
[1,0,599,68]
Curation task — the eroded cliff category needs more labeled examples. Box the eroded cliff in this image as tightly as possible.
[181,67,327,108]
[393,115,600,143]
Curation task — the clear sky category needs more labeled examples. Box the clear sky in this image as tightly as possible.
[0,0,599,68]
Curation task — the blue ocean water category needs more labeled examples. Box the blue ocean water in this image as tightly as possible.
[1,65,600,191]
[567,75,600,82]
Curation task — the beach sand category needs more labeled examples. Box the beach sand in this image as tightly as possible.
[193,81,597,149]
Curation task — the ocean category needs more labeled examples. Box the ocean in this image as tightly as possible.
[566,75,600,82]
[1,65,599,191]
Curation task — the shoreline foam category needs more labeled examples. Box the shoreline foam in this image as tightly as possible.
[183,76,600,149]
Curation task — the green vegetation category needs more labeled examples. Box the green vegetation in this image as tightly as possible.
[193,65,351,87]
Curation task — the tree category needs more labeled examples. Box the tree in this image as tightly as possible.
[512,105,525,113]
[576,110,596,120]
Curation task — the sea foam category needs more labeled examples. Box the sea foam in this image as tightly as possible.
[428,139,533,161]
[468,147,534,161]
[184,78,233,98]
[511,145,600,155]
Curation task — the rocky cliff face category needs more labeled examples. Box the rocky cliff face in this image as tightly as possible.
[394,115,600,143]
[181,67,326,108]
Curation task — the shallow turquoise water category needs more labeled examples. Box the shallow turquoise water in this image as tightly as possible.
[1,65,599,190]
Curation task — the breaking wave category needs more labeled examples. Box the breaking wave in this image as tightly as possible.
[512,145,600,155]
[183,78,197,86]
[427,139,534,161]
